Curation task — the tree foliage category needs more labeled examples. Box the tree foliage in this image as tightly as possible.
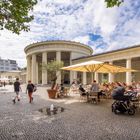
[42,60,64,89]
[0,0,37,34]
[43,60,64,76]
[105,0,124,7]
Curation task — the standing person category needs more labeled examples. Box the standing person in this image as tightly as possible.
[13,78,21,104]
[90,80,101,102]
[26,80,35,103]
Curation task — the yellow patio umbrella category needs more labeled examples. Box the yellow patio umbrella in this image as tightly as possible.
[61,60,137,73]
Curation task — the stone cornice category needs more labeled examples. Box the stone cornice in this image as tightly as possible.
[26,44,91,57]
[73,45,140,63]
[24,40,93,54]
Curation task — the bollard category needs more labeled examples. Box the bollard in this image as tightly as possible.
[53,107,57,115]
[46,107,51,115]
[61,107,64,112]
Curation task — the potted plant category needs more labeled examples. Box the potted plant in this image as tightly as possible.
[42,60,64,99]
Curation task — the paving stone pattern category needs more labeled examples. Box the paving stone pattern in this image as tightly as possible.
[0,85,140,140]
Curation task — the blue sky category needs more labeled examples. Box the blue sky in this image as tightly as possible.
[0,0,140,67]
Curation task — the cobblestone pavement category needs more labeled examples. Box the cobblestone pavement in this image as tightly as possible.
[0,85,140,140]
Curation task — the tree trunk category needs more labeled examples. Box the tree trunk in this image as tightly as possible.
[51,76,57,89]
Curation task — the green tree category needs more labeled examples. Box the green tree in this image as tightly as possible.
[0,0,37,34]
[105,0,124,7]
[42,60,64,89]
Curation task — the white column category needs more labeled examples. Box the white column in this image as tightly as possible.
[109,61,114,83]
[126,58,132,84]
[31,54,36,84]
[83,72,87,85]
[73,71,77,80]
[94,72,99,83]
[26,56,31,83]
[36,62,38,84]
[91,73,93,82]
[56,51,61,84]
[69,52,73,84]
[42,52,47,85]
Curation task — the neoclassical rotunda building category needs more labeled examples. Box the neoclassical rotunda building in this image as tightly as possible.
[24,41,93,85]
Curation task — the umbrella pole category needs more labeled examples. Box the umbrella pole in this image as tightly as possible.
[92,72,94,81]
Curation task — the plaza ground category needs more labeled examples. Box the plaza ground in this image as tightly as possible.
[0,85,140,140]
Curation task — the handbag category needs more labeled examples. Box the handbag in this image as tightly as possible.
[33,86,37,92]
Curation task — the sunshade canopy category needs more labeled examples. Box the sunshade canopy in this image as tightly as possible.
[61,60,136,73]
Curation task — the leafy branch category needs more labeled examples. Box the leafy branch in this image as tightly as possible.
[105,0,124,7]
[42,60,64,89]
[0,0,37,34]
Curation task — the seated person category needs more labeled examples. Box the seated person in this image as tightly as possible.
[125,85,137,96]
[79,84,88,96]
[60,83,64,91]
[112,82,129,101]
[58,84,65,97]
[70,81,78,94]
[99,83,110,96]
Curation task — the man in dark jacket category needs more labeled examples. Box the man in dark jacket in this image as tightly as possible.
[112,82,126,101]
[26,80,35,103]
[13,78,21,104]
[79,84,89,99]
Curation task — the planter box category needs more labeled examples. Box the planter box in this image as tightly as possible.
[47,89,57,99]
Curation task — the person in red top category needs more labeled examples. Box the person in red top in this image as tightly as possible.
[26,80,35,103]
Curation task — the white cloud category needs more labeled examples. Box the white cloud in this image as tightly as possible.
[0,0,140,67]
[0,30,35,67]
[72,35,90,44]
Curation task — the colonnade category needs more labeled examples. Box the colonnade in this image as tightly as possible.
[70,58,133,85]
[27,55,133,85]
[73,58,133,84]
[26,51,74,84]
[94,59,132,84]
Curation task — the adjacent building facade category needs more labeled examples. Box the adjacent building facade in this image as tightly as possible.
[24,41,140,85]
[0,71,21,83]
[0,58,18,71]
[73,45,140,84]
[0,58,20,82]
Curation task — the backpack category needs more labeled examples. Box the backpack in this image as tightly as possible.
[27,84,34,92]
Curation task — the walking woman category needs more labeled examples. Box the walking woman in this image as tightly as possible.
[26,80,35,103]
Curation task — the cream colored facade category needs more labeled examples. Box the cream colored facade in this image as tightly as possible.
[73,45,140,84]
[24,41,93,84]
[24,41,140,85]
[20,70,26,83]
[0,71,21,83]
